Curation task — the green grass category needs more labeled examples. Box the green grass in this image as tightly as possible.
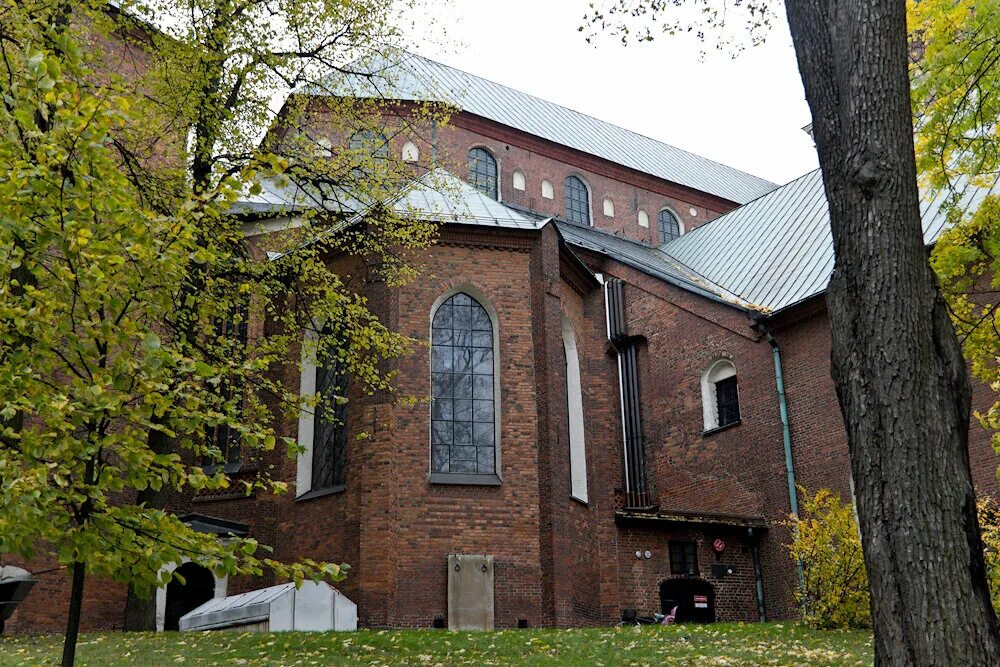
[1,623,872,666]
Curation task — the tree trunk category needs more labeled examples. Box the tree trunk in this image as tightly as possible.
[61,561,86,667]
[784,1,1000,663]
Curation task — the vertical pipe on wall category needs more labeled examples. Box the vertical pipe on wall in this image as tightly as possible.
[750,529,766,622]
[753,316,805,594]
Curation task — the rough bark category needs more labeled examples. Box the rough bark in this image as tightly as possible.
[784,1,1000,663]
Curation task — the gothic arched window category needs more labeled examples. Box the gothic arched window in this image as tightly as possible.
[431,291,498,478]
[468,147,499,200]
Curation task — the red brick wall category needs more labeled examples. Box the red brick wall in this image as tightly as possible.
[302,100,734,245]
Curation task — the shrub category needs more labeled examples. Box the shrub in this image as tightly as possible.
[786,488,871,630]
[979,497,1000,614]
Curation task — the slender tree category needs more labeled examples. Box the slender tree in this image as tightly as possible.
[582,0,1000,662]
[0,1,450,663]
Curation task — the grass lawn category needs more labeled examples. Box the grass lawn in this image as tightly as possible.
[1,623,871,666]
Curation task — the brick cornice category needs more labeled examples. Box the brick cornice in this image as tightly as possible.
[436,224,537,253]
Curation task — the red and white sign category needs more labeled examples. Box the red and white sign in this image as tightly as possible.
[693,595,708,609]
[713,538,726,553]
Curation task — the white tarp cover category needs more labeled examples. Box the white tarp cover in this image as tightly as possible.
[179,581,357,632]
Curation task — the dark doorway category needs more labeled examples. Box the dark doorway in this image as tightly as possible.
[164,563,215,631]
[659,578,716,623]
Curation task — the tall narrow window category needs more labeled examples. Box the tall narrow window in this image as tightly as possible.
[205,303,248,471]
[658,208,680,244]
[431,292,497,478]
[564,175,591,225]
[562,313,588,502]
[467,147,498,200]
[296,329,349,497]
[702,359,741,431]
[312,345,349,491]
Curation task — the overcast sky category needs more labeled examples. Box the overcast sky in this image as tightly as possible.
[409,0,818,186]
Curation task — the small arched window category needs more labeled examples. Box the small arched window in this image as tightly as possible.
[564,175,591,225]
[401,140,419,162]
[658,208,681,244]
[431,291,498,479]
[702,359,741,431]
[512,169,526,191]
[468,147,499,200]
[637,210,649,228]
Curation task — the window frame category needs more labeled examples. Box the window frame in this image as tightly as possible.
[564,174,592,226]
[658,207,682,245]
[203,303,248,474]
[295,326,350,500]
[701,359,741,432]
[561,312,589,503]
[428,286,503,485]
[467,146,500,201]
[669,540,699,576]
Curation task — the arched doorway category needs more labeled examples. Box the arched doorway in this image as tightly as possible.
[659,578,716,623]
[164,562,215,631]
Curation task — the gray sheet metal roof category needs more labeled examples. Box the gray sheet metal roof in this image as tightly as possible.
[554,221,748,308]
[664,170,997,314]
[237,168,542,230]
[308,51,777,205]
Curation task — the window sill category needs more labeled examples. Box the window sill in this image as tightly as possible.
[702,420,742,437]
[428,472,502,486]
[295,484,346,502]
[570,494,589,507]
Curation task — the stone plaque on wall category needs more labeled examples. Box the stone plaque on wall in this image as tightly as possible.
[447,554,494,630]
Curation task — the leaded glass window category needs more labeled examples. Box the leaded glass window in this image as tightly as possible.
[204,303,248,471]
[349,130,389,159]
[431,292,496,475]
[564,175,590,225]
[658,209,680,244]
[313,349,348,490]
[467,148,498,200]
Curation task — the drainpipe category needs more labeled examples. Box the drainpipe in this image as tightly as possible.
[752,316,806,593]
[749,527,766,622]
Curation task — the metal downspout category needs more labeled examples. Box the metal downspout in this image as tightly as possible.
[755,318,806,594]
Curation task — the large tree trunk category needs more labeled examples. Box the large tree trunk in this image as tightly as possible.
[61,561,86,667]
[784,1,1000,663]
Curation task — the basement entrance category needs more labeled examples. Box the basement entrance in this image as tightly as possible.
[164,563,215,631]
[659,578,716,623]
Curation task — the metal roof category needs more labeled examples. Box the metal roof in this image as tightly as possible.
[554,221,747,308]
[307,50,777,205]
[664,170,997,314]
[237,169,542,231]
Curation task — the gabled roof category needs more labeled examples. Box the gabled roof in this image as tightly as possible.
[664,170,998,314]
[307,50,777,205]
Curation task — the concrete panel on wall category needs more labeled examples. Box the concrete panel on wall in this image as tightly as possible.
[447,554,495,630]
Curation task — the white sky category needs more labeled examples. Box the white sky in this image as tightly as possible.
[409,0,818,186]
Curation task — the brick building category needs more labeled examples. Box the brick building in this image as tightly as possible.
[8,50,999,633]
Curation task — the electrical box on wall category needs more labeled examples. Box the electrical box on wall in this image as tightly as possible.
[447,554,494,630]
[711,563,735,578]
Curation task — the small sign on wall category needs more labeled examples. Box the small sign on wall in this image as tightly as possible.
[693,595,709,609]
